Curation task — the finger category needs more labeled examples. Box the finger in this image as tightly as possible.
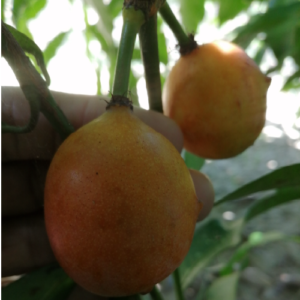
[2,211,55,277]
[2,160,49,217]
[2,87,183,162]
[189,169,215,222]
[67,286,108,300]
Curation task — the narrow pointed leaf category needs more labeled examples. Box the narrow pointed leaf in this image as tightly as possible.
[245,186,300,221]
[218,0,249,24]
[43,31,70,66]
[216,164,300,205]
[179,0,205,32]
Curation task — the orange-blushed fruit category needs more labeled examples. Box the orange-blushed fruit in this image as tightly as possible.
[44,103,202,297]
[163,40,271,159]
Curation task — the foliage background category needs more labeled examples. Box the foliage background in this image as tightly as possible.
[2,0,300,300]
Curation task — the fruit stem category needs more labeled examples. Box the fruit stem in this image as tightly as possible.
[172,268,185,300]
[159,2,190,50]
[150,286,165,300]
[139,14,163,113]
[112,7,145,97]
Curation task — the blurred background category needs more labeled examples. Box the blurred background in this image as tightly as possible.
[2,0,300,299]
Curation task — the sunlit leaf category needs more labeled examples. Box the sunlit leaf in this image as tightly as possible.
[1,0,6,20]
[218,0,250,25]
[5,23,50,85]
[180,219,242,289]
[282,70,300,91]
[233,2,300,50]
[43,31,70,66]
[216,163,300,205]
[253,44,267,65]
[13,0,47,36]
[157,16,168,65]
[179,0,205,32]
[245,187,300,221]
[2,263,75,300]
[108,0,123,18]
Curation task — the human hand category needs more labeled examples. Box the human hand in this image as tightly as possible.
[2,86,214,299]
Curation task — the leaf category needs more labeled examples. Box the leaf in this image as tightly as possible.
[2,263,75,300]
[43,31,70,66]
[157,16,168,65]
[282,70,300,91]
[179,0,205,32]
[1,0,6,20]
[108,0,123,18]
[253,44,267,65]
[216,163,300,205]
[13,0,47,37]
[180,219,242,289]
[264,17,299,65]
[245,187,300,221]
[233,2,300,49]
[206,272,240,300]
[218,0,250,25]
[183,150,205,170]
[220,231,293,276]
[4,23,50,85]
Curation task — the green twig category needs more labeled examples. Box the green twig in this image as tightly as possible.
[159,2,190,49]
[139,14,163,112]
[172,269,185,300]
[112,7,145,96]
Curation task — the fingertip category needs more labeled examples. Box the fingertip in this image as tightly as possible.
[134,108,184,153]
[189,169,214,222]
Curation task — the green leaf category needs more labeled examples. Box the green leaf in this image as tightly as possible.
[2,263,75,300]
[253,44,267,65]
[282,70,300,91]
[43,31,70,66]
[1,0,6,20]
[180,219,242,289]
[220,231,293,276]
[157,16,168,65]
[108,0,123,18]
[179,0,205,32]
[216,163,300,205]
[183,150,205,170]
[264,17,299,65]
[206,272,239,300]
[4,23,50,85]
[233,2,300,49]
[13,0,47,37]
[218,0,250,25]
[245,187,300,221]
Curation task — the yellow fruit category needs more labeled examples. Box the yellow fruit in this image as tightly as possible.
[163,41,271,159]
[44,104,201,297]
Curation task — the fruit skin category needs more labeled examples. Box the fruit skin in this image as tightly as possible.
[163,41,271,159]
[44,106,201,297]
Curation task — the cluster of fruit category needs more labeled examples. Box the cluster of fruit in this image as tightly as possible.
[44,5,270,298]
